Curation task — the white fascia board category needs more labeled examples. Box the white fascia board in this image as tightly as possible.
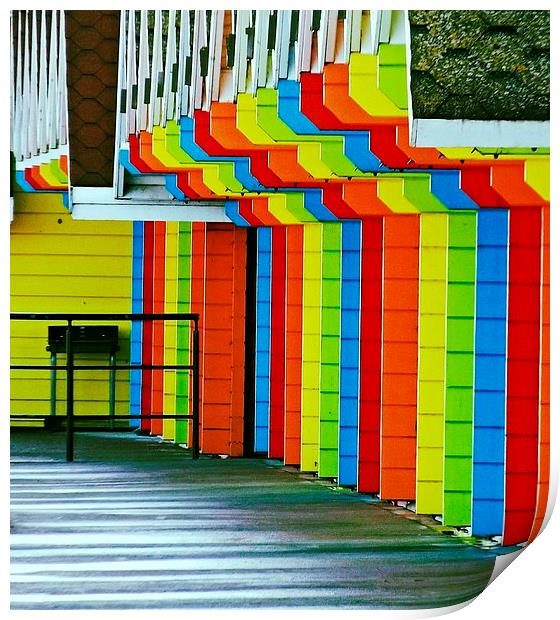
[70,186,229,222]
[410,118,550,148]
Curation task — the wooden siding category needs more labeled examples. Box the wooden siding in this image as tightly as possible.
[10,192,133,421]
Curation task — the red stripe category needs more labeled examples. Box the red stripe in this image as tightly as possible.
[269,226,287,459]
[284,226,304,465]
[150,221,166,435]
[460,167,509,208]
[358,218,384,493]
[238,198,265,226]
[503,208,541,545]
[141,221,154,431]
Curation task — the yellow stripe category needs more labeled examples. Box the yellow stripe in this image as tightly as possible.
[525,159,550,201]
[377,177,420,213]
[163,222,179,440]
[416,213,448,515]
[300,223,322,472]
[349,53,407,118]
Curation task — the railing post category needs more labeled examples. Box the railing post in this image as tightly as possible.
[109,351,116,430]
[65,319,74,462]
[192,319,200,459]
[49,351,57,416]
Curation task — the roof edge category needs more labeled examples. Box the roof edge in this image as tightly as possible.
[410,118,550,148]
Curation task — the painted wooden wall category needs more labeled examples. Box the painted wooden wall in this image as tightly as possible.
[10,192,133,421]
[10,10,549,551]
[131,220,247,457]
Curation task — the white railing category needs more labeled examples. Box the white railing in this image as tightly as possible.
[116,10,395,136]
[113,10,398,199]
[10,10,68,163]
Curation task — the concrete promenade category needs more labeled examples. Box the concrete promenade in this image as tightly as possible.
[11,430,509,610]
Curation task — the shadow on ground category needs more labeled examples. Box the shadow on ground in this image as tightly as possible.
[10,429,513,610]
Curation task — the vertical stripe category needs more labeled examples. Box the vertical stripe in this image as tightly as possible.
[163,221,178,440]
[529,204,550,542]
[357,218,383,493]
[254,226,272,453]
[140,221,155,431]
[300,223,322,472]
[190,222,206,450]
[269,226,287,459]
[175,222,192,445]
[318,222,341,478]
[416,213,448,515]
[380,214,419,500]
[472,209,508,536]
[151,221,167,436]
[130,220,144,425]
[231,226,248,456]
[284,225,304,465]
[443,212,477,526]
[201,224,242,455]
[503,208,541,545]
[338,220,361,486]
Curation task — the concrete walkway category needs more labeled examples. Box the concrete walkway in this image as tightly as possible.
[11,430,508,610]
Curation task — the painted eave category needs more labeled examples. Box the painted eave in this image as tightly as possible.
[410,118,550,148]
[70,186,229,222]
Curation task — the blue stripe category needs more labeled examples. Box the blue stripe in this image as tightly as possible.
[119,149,141,175]
[180,117,266,191]
[338,221,361,485]
[254,227,272,453]
[472,209,508,536]
[129,221,144,426]
[277,80,386,172]
[225,201,251,226]
[430,170,479,211]
[165,175,186,200]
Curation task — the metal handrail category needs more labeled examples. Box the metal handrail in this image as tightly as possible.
[10,312,200,462]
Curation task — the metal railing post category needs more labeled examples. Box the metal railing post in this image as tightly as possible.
[49,352,57,416]
[109,351,116,430]
[10,312,201,461]
[192,320,200,459]
[65,319,74,462]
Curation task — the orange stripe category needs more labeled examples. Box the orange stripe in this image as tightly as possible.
[201,223,246,456]
[231,226,247,456]
[189,222,206,449]
[252,197,283,226]
[59,155,68,175]
[380,214,420,500]
[324,64,402,126]
[529,204,550,541]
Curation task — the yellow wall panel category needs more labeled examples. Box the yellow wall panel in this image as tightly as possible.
[10,193,133,422]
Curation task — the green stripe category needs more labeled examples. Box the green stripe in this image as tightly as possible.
[300,223,322,472]
[443,212,477,526]
[175,222,192,445]
[318,223,341,478]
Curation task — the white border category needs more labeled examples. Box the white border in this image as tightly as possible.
[411,119,550,148]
